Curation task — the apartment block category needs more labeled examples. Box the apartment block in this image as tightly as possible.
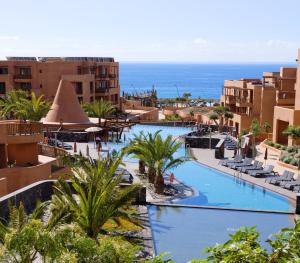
[0,57,120,105]
[220,67,297,134]
[273,50,300,145]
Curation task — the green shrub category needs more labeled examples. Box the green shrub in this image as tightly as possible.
[290,159,299,166]
[283,156,292,164]
[287,146,296,153]
[281,145,287,151]
[274,143,281,149]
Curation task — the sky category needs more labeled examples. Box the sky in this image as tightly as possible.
[0,0,300,63]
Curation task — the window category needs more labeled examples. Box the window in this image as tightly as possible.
[0,67,8,74]
[78,97,83,103]
[19,82,32,91]
[0,82,6,94]
[90,96,94,102]
[75,82,83,94]
[19,67,31,76]
[90,82,94,93]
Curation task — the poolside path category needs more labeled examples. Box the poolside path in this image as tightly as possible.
[190,147,297,202]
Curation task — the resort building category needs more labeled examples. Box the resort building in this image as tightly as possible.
[220,67,297,134]
[0,120,62,196]
[273,50,300,145]
[0,56,120,105]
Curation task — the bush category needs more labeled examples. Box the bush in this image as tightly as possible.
[281,145,287,151]
[287,146,296,153]
[274,143,281,149]
[283,156,292,164]
[290,159,299,166]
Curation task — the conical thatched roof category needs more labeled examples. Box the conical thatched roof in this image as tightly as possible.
[43,79,91,124]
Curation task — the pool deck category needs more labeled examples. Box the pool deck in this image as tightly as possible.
[190,147,298,203]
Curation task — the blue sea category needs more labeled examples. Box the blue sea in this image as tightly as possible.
[120,63,295,99]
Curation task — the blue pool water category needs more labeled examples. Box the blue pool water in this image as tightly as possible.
[113,124,293,212]
[149,205,294,262]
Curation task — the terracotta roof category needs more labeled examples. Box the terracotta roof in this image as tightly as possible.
[43,80,91,124]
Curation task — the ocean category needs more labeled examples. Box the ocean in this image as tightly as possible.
[120,63,295,99]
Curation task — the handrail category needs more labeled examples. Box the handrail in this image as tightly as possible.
[6,122,43,136]
[38,143,68,158]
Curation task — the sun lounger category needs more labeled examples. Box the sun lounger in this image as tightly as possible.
[283,178,300,190]
[249,165,276,178]
[228,158,253,169]
[293,185,300,193]
[219,155,242,166]
[239,161,263,173]
[266,170,293,184]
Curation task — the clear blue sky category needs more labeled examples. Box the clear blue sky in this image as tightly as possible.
[1,0,299,62]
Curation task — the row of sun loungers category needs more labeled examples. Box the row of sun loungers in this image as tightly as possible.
[219,155,300,193]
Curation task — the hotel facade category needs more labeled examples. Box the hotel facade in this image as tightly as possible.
[0,56,120,105]
[220,49,300,146]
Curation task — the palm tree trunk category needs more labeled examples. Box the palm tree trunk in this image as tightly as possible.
[148,167,156,184]
[139,160,145,174]
[154,173,164,194]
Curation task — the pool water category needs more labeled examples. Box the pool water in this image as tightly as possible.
[114,125,293,212]
[148,205,294,262]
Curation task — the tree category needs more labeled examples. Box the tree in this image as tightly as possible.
[82,99,116,126]
[283,125,300,146]
[212,106,233,132]
[263,122,271,133]
[15,92,50,121]
[48,155,141,240]
[209,112,219,126]
[250,119,261,158]
[0,90,28,119]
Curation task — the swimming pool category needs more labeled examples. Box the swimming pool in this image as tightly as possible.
[115,125,293,212]
[148,205,294,262]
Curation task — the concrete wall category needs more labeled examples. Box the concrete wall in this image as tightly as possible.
[260,87,276,128]
[0,161,52,194]
[7,143,38,166]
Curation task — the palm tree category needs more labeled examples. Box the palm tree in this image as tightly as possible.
[250,119,261,157]
[0,89,28,119]
[82,99,116,126]
[48,155,140,241]
[283,125,300,146]
[153,134,188,194]
[14,92,50,121]
[125,131,160,183]
[224,111,234,126]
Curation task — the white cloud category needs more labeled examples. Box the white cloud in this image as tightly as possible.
[193,38,208,45]
[266,39,293,48]
[0,35,19,41]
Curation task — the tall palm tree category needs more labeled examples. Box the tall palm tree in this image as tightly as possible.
[15,92,50,121]
[48,155,140,241]
[283,125,300,146]
[82,99,116,126]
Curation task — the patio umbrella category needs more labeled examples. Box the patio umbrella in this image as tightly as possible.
[85,127,103,148]
[86,144,89,157]
[264,147,268,165]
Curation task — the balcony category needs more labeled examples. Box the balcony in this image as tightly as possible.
[0,121,43,144]
[95,87,108,93]
[225,95,236,105]
[95,74,109,78]
[13,74,32,80]
[109,73,116,78]
[235,97,252,107]
[276,90,295,106]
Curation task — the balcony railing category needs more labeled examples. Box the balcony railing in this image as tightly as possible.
[277,90,295,100]
[38,143,67,158]
[109,73,116,78]
[13,74,32,79]
[236,97,252,104]
[6,121,43,136]
[95,74,109,78]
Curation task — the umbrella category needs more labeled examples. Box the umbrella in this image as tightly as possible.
[86,144,89,156]
[85,127,103,148]
[264,147,268,165]
[85,127,103,133]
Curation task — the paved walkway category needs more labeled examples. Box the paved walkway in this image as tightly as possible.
[190,147,297,203]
